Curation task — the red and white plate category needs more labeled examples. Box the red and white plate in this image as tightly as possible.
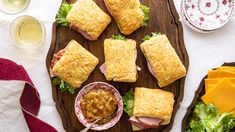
[181,0,217,33]
[74,82,123,131]
[182,0,234,31]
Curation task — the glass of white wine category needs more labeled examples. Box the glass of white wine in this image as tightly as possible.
[10,15,45,49]
[0,0,30,14]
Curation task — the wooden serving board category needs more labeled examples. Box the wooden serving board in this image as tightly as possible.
[46,0,189,131]
[182,62,235,132]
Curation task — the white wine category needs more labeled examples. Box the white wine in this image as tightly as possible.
[1,0,27,10]
[0,0,30,14]
[0,0,29,11]
[10,16,45,48]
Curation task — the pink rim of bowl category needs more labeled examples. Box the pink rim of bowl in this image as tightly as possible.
[182,0,234,31]
[74,82,123,131]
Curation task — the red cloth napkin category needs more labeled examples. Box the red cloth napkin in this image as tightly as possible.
[0,58,57,132]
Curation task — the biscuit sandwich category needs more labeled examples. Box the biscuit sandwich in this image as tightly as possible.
[100,34,138,82]
[140,33,186,87]
[104,0,150,35]
[123,87,175,130]
[51,40,99,93]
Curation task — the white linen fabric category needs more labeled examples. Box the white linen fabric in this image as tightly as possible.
[0,0,234,131]
[0,0,64,132]
[0,81,29,132]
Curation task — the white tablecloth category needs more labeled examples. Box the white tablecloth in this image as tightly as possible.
[0,0,234,131]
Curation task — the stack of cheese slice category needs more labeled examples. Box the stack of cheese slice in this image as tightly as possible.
[201,66,235,116]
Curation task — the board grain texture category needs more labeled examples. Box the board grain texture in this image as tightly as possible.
[46,0,189,131]
[182,62,235,132]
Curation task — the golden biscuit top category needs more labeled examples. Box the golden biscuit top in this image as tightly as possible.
[104,0,144,35]
[104,39,137,82]
[67,0,111,39]
[133,87,174,124]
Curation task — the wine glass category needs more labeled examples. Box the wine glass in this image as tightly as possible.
[0,0,30,14]
[9,15,46,49]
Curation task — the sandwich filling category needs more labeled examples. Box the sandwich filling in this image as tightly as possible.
[129,116,164,129]
[56,2,73,27]
[51,48,66,69]
[122,88,174,130]
[140,4,150,27]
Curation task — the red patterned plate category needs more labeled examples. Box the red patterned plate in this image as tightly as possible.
[74,82,123,131]
[183,0,234,31]
[181,0,217,33]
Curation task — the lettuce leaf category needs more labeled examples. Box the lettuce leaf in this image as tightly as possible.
[112,34,127,41]
[187,120,205,132]
[140,4,150,27]
[122,88,134,116]
[52,77,75,94]
[143,32,162,41]
[56,2,73,27]
[187,102,235,132]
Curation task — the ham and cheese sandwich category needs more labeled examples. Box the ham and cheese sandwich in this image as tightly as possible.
[140,33,186,87]
[129,87,174,130]
[100,35,138,82]
[66,0,111,40]
[104,0,150,35]
[51,40,99,88]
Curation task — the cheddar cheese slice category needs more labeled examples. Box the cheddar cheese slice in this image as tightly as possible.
[207,70,235,78]
[205,79,220,93]
[217,66,235,70]
[205,78,235,93]
[201,79,235,113]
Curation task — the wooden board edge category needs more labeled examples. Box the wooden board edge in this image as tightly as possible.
[46,22,57,103]
[181,75,205,132]
[162,0,189,132]
[46,23,72,131]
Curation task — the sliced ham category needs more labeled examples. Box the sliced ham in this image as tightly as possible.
[49,68,56,77]
[70,24,97,41]
[129,116,146,129]
[50,48,68,77]
[137,66,141,71]
[137,117,163,128]
[129,116,163,129]
[99,63,106,75]
[135,66,138,80]
[50,48,66,68]
[147,61,156,77]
